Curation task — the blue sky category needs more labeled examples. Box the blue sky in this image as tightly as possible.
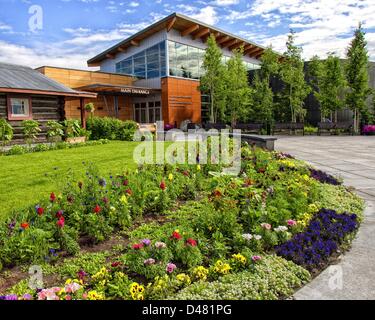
[0,0,374,69]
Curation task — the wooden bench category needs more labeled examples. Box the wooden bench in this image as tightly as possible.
[273,123,305,135]
[138,123,157,134]
[318,122,353,135]
[234,123,263,135]
[203,123,228,130]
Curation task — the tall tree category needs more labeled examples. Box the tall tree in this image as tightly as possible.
[250,47,279,131]
[200,34,227,123]
[225,47,251,127]
[308,54,346,122]
[345,23,370,133]
[279,30,311,123]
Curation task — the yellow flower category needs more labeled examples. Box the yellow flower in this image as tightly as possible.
[176,273,191,286]
[168,173,174,181]
[197,165,201,171]
[130,282,145,300]
[87,290,105,300]
[120,195,128,205]
[192,266,209,281]
[213,260,231,275]
[232,253,247,265]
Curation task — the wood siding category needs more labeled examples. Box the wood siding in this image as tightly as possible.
[161,77,201,126]
[37,67,134,121]
[0,93,64,143]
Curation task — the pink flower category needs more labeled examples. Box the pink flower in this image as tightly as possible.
[252,255,262,262]
[287,219,297,227]
[261,223,272,230]
[57,217,65,228]
[144,258,156,266]
[166,263,177,274]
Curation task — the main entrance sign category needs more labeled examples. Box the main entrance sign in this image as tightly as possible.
[121,88,150,95]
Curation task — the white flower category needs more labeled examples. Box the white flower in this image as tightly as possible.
[274,226,288,232]
[254,235,262,241]
[242,233,253,241]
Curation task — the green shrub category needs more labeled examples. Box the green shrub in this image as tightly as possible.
[6,145,29,155]
[22,120,41,146]
[87,117,138,141]
[171,255,310,300]
[0,119,13,146]
[46,121,64,142]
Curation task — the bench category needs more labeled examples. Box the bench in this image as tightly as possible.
[138,123,157,133]
[234,123,263,135]
[203,123,228,130]
[318,122,353,135]
[273,123,305,135]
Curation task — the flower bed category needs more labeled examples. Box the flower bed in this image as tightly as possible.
[0,144,364,300]
[363,125,375,135]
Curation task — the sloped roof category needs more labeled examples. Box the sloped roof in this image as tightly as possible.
[88,12,280,66]
[0,62,96,98]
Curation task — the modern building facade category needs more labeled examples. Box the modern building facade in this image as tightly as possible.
[85,12,266,127]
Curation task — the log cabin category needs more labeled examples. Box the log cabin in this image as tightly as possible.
[0,62,96,143]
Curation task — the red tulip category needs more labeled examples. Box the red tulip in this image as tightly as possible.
[56,210,64,219]
[93,205,101,214]
[132,243,144,250]
[183,171,189,177]
[57,217,65,228]
[50,192,56,202]
[186,238,197,247]
[37,207,44,216]
[160,180,166,191]
[171,231,182,240]
[126,189,132,196]
[122,179,129,186]
[21,222,30,230]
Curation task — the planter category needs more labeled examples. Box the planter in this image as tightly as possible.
[66,136,86,144]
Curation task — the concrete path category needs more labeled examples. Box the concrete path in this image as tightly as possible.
[275,136,375,300]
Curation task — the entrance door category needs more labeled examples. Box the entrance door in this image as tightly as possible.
[134,101,162,123]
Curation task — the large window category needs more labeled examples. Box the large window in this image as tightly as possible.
[168,40,261,80]
[7,96,32,120]
[134,101,162,124]
[116,41,167,79]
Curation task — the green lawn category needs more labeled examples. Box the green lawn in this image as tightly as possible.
[0,141,142,219]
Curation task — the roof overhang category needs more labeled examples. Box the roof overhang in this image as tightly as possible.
[87,12,281,67]
[0,87,97,98]
[75,83,161,96]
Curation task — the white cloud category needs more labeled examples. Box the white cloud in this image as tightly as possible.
[211,0,239,6]
[177,5,219,25]
[235,0,375,60]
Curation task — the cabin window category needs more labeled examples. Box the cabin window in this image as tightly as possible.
[7,96,32,120]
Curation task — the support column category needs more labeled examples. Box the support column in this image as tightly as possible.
[80,98,86,128]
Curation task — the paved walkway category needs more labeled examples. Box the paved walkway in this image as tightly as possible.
[275,136,375,300]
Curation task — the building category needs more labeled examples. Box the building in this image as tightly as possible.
[0,62,95,143]
[81,12,266,127]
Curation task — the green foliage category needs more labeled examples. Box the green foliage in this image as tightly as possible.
[200,35,227,123]
[42,252,111,278]
[308,54,346,121]
[172,255,310,300]
[345,23,370,132]
[2,139,109,156]
[279,30,311,123]
[225,48,252,126]
[87,117,138,141]
[22,120,41,146]
[0,227,54,266]
[46,121,64,142]
[0,119,13,146]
